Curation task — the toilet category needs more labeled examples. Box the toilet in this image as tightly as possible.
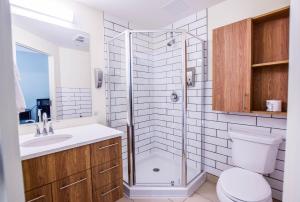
[216,130,283,202]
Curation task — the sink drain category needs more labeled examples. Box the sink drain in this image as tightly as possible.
[153,168,160,172]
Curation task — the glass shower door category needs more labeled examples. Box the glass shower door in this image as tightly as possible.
[185,34,205,184]
[131,31,185,186]
[106,33,130,184]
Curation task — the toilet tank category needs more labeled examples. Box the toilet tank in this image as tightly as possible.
[229,130,282,174]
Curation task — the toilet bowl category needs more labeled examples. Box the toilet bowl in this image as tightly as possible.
[216,168,272,202]
[216,130,282,202]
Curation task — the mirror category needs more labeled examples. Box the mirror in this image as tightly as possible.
[11,11,92,124]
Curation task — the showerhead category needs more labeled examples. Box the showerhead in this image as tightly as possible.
[167,38,176,46]
[167,32,175,46]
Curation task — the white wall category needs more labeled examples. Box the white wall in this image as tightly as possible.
[283,0,300,201]
[0,0,25,201]
[59,47,91,88]
[207,0,290,80]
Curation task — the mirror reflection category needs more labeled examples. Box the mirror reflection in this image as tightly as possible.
[11,13,92,125]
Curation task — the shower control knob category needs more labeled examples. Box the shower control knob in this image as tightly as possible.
[170,92,179,102]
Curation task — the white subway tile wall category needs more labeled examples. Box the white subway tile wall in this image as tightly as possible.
[132,32,153,156]
[104,10,286,200]
[56,87,92,120]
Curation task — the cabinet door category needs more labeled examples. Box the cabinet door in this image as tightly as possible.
[213,19,252,112]
[93,180,123,202]
[22,155,56,191]
[22,145,90,191]
[92,159,123,190]
[25,185,52,202]
[51,145,90,180]
[91,137,122,167]
[52,170,92,202]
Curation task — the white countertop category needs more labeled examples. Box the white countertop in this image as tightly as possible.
[19,124,123,160]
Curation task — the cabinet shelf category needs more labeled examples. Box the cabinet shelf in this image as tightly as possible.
[251,111,287,116]
[252,60,289,68]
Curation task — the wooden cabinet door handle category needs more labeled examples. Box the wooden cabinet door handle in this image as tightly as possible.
[27,195,46,202]
[98,143,119,150]
[99,164,119,174]
[101,186,120,197]
[59,178,87,190]
[242,94,247,111]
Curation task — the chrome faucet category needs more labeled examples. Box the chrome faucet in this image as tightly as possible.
[42,112,48,135]
[49,122,54,134]
[34,123,41,137]
[34,113,54,137]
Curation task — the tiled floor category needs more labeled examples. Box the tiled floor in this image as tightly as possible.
[117,181,219,202]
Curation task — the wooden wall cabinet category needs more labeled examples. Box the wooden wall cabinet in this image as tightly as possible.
[213,19,252,112]
[213,7,289,115]
[22,137,123,202]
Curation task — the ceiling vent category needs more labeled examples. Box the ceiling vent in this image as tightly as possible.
[161,0,190,15]
[73,34,86,44]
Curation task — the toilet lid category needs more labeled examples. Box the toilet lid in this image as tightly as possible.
[219,168,271,202]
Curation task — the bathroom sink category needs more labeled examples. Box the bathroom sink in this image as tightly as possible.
[21,134,73,147]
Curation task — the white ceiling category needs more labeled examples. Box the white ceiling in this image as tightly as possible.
[74,0,225,28]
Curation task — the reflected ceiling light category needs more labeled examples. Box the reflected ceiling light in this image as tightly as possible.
[10,0,74,25]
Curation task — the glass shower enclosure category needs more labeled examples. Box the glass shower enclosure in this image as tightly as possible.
[106,30,205,196]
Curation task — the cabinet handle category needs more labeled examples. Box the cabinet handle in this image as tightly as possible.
[101,186,120,197]
[99,164,119,174]
[98,143,119,150]
[27,195,46,202]
[60,178,87,190]
[242,94,247,111]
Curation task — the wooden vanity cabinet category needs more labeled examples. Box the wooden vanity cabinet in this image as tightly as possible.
[22,137,123,202]
[212,7,289,115]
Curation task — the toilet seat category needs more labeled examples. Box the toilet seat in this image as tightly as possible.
[217,167,272,202]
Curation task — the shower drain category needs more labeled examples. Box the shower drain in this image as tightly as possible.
[153,168,160,172]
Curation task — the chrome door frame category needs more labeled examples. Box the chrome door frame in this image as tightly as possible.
[125,31,136,186]
[181,32,188,187]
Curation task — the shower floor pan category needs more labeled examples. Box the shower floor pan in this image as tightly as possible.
[123,152,206,197]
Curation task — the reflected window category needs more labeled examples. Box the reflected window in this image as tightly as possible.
[16,45,51,124]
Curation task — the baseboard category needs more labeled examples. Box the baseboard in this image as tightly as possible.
[206,173,219,184]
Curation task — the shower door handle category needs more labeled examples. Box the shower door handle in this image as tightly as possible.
[127,123,136,186]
